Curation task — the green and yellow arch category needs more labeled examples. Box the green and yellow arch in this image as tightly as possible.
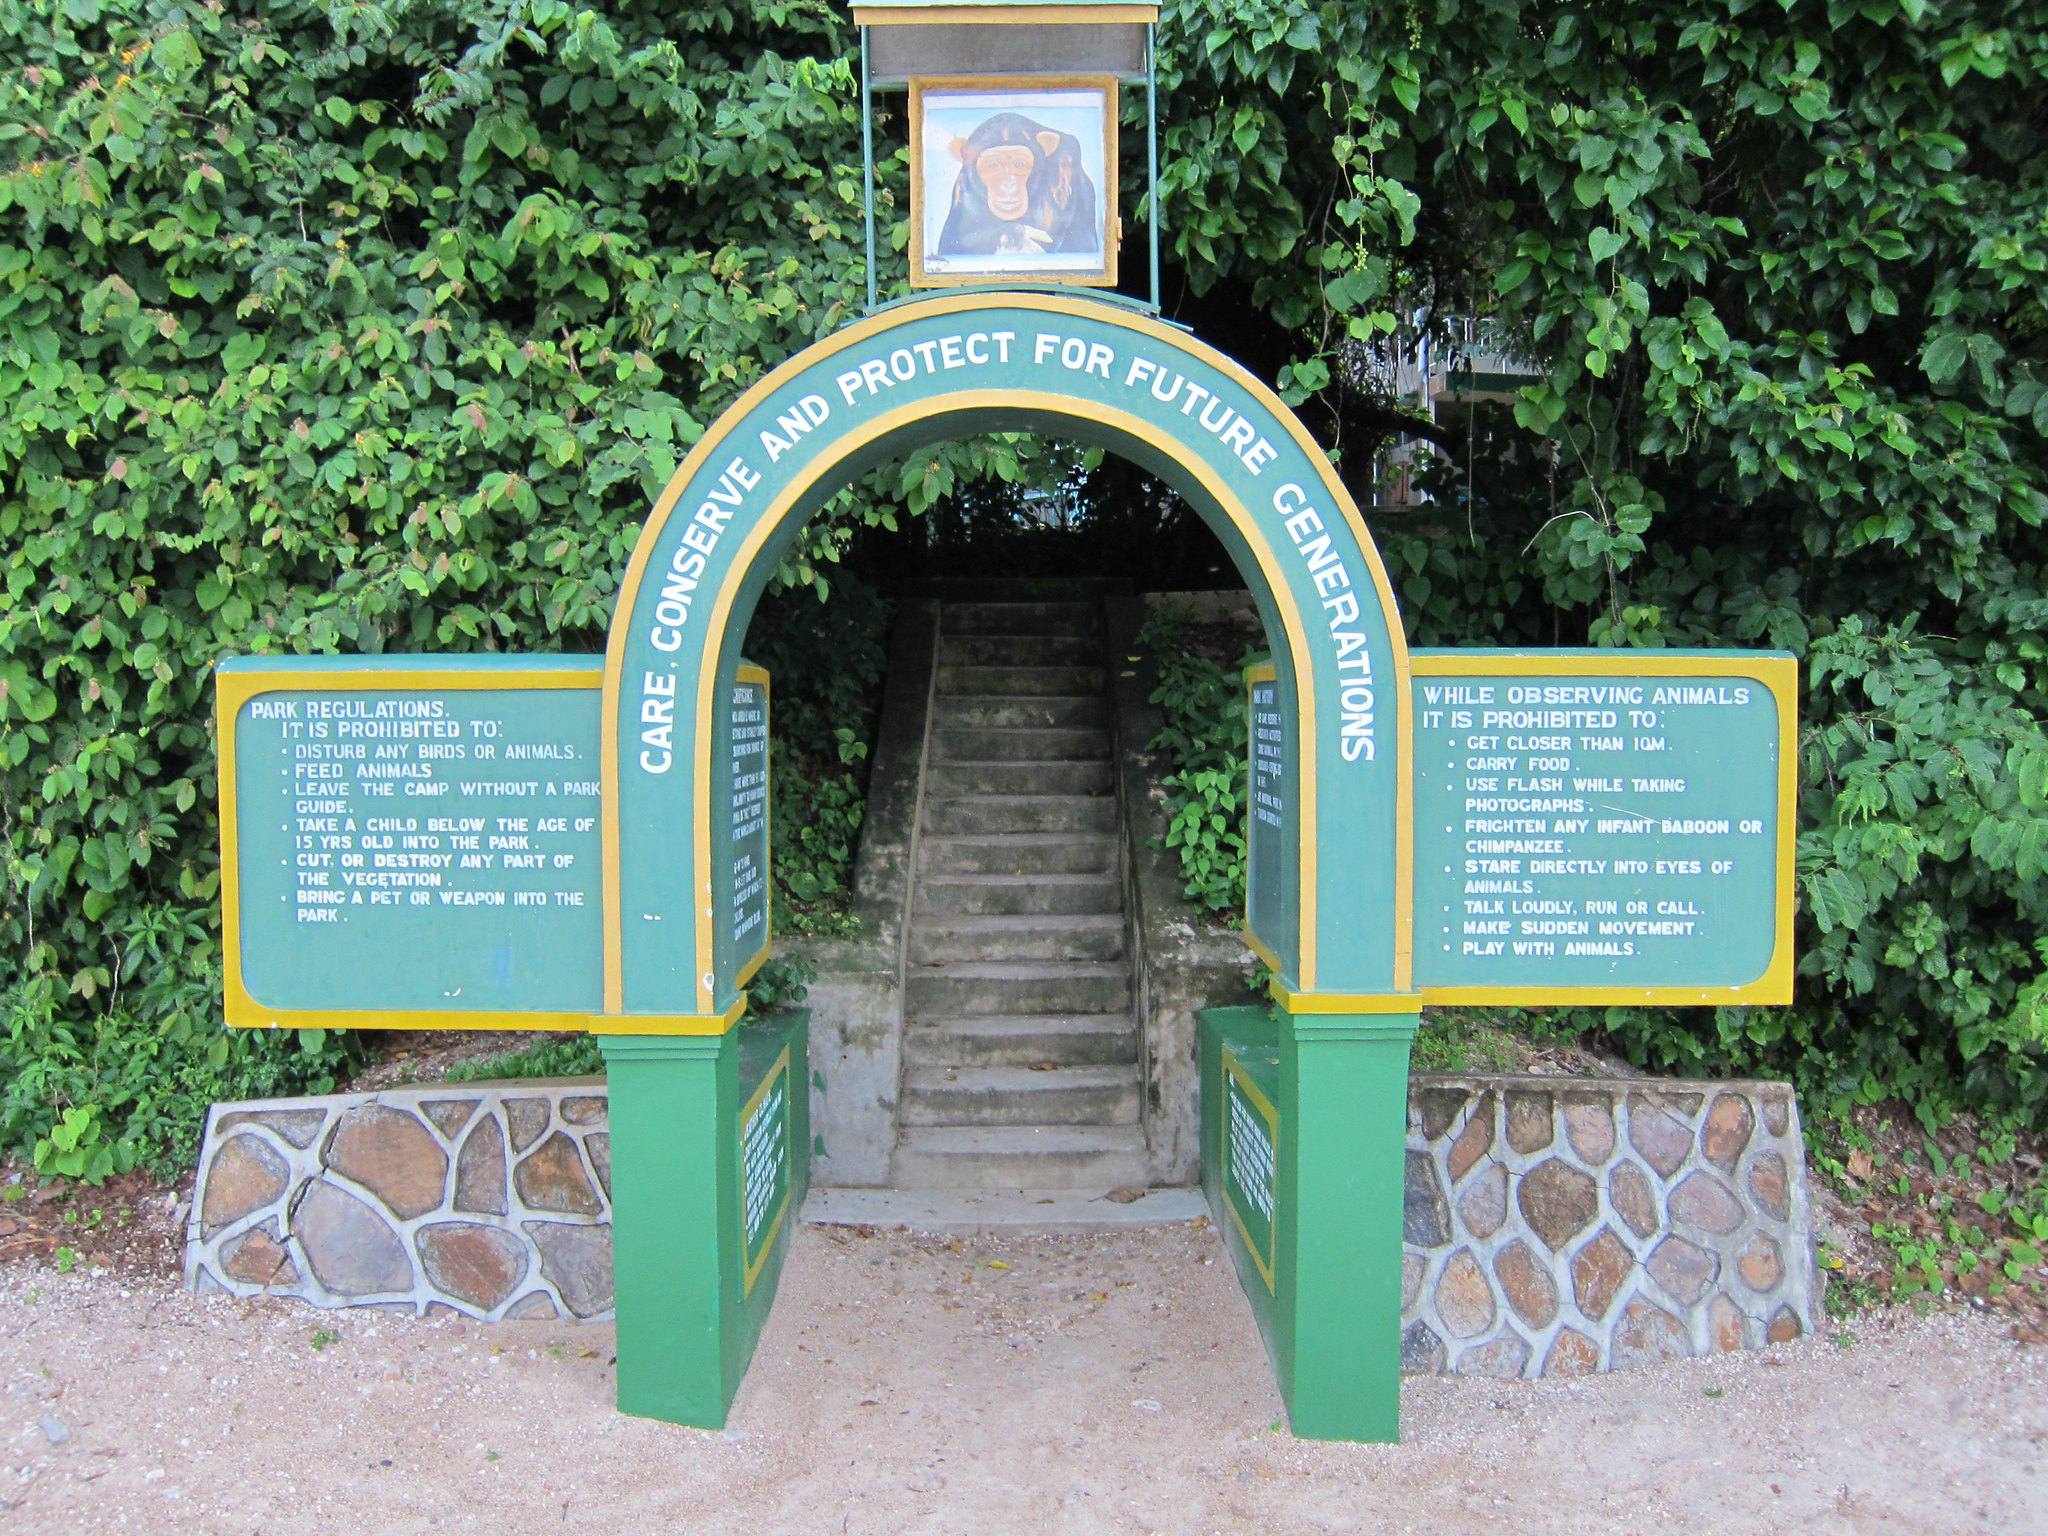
[601,293,1416,1027]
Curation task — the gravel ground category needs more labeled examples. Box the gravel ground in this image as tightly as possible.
[3,1220,2042,1534]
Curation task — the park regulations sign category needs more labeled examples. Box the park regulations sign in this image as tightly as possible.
[218,654,771,1032]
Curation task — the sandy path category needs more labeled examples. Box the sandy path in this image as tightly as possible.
[3,1220,2041,1534]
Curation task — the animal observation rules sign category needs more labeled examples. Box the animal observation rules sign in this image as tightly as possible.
[1408,651,1796,1004]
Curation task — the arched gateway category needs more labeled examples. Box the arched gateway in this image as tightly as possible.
[595,292,1427,1442]
[603,291,1415,1026]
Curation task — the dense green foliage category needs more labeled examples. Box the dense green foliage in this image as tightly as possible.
[1152,1,2048,1130]
[0,0,894,1174]
[3,0,2045,1180]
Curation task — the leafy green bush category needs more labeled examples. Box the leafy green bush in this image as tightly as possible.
[442,1033,603,1086]
[0,3,905,1175]
[746,577,893,932]
[1139,603,1254,915]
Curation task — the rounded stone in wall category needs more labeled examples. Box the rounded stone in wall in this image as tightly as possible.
[525,1221,614,1318]
[1456,1162,1508,1240]
[1669,1170,1745,1235]
[201,1134,289,1235]
[1436,1249,1497,1338]
[1544,1327,1601,1376]
[221,1222,297,1287]
[515,1132,603,1216]
[1571,1226,1633,1322]
[1709,1294,1751,1352]
[1611,1298,1690,1368]
[295,1180,413,1297]
[1494,1239,1559,1328]
[1517,1158,1598,1250]
[1701,1092,1755,1170]
[1561,1094,1616,1164]
[416,1222,528,1311]
[1401,1321,1446,1374]
[1645,1234,1719,1306]
[1609,1159,1661,1240]
[1404,1151,1450,1247]
[1626,1094,1696,1178]
[1737,1231,1784,1292]
[1447,1096,1496,1180]
[455,1116,508,1216]
[1505,1090,1554,1154]
[1455,1332,1531,1379]
[1747,1149,1790,1221]
[324,1106,449,1220]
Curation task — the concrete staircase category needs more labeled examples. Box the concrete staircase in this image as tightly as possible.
[891,595,1148,1192]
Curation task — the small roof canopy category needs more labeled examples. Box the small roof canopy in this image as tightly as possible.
[852,1,1157,86]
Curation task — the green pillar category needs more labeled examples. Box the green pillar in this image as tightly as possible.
[1201,1004,1417,1444]
[1279,1010,1416,1443]
[599,1032,737,1428]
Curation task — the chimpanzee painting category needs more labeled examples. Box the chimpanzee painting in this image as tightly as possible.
[912,80,1117,286]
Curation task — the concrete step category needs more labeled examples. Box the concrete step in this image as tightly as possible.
[933,726,1110,762]
[925,759,1114,797]
[904,961,1132,1018]
[940,634,1101,667]
[900,1065,1141,1127]
[903,1013,1140,1068]
[920,834,1116,877]
[804,1186,1201,1233]
[908,913,1125,965]
[916,872,1122,917]
[935,695,1109,731]
[935,664,1106,697]
[922,794,1115,837]
[890,1125,1150,1191]
[941,602,1101,637]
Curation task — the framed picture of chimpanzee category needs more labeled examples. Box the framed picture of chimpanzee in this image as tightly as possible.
[908,76,1119,289]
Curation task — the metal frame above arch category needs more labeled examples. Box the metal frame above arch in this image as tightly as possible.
[601,292,1417,1029]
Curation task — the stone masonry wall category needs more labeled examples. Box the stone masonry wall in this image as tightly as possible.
[185,1079,614,1321]
[190,1071,1817,1384]
[1401,1075,1818,1378]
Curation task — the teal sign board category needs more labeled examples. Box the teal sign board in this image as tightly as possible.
[1244,665,1297,976]
[739,1042,792,1295]
[1409,651,1796,1004]
[1221,1048,1280,1293]
[219,656,605,1028]
[718,668,772,992]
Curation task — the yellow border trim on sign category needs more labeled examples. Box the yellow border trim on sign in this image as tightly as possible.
[731,663,774,993]
[1267,982,1425,1016]
[1220,1048,1279,1294]
[740,1043,794,1297]
[603,292,1417,1012]
[854,5,1159,25]
[907,74,1120,290]
[1407,651,1798,1008]
[216,663,603,1033]
[599,997,748,1037]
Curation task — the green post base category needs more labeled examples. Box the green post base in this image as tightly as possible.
[599,1012,810,1430]
[1201,1004,1416,1444]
